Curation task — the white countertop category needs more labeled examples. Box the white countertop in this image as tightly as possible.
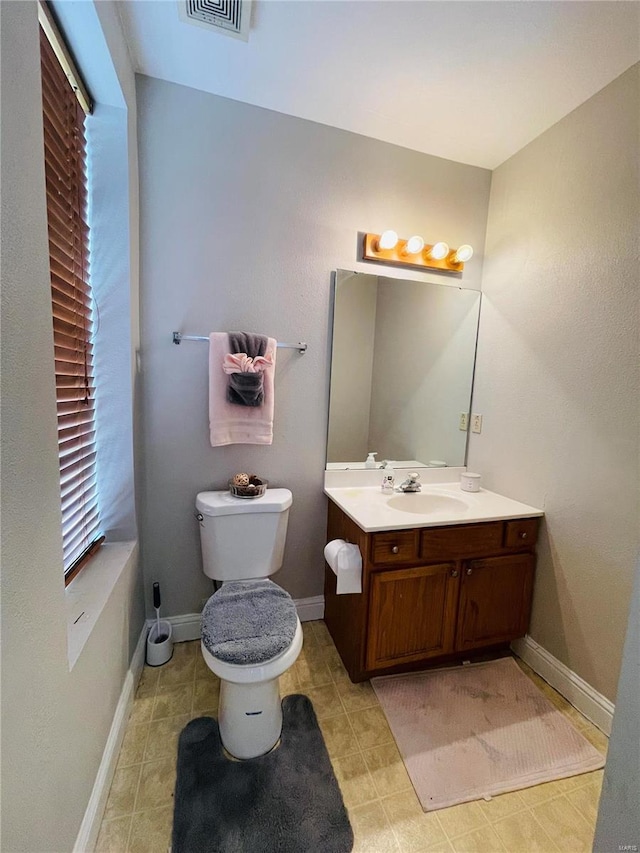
[324,481,543,532]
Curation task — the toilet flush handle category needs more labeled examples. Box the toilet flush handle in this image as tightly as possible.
[195,512,204,527]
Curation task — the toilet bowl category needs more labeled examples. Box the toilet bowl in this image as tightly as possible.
[196,488,302,759]
[201,617,303,760]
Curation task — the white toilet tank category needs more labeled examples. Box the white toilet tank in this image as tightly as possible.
[196,488,292,581]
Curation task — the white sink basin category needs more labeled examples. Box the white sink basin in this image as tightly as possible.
[323,476,543,532]
[386,493,470,515]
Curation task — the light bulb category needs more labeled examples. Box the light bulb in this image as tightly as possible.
[403,235,424,255]
[377,230,398,251]
[453,244,474,263]
[428,241,449,260]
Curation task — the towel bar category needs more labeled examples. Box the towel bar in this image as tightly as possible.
[172,332,307,353]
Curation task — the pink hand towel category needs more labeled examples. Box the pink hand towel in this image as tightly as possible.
[209,333,277,446]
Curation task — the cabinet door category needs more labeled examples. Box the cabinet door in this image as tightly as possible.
[456,554,535,651]
[366,563,459,670]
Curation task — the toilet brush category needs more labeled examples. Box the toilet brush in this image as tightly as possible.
[146,581,173,666]
[152,582,168,643]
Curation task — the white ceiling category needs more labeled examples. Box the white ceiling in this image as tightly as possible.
[118,0,640,170]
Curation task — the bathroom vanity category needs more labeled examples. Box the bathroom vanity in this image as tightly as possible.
[324,269,543,682]
[323,480,542,682]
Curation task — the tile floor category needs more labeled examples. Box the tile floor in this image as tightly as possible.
[96,621,608,852]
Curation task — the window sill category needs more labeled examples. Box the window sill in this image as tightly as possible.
[65,540,137,670]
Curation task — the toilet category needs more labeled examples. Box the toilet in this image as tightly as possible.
[195,488,303,759]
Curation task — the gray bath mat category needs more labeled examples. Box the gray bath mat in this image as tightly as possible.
[172,694,353,853]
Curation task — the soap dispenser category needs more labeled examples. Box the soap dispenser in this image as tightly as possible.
[381,461,395,492]
[365,452,378,469]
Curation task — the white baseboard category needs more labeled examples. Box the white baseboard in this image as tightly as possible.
[160,612,202,643]
[294,594,325,622]
[73,625,147,853]
[511,635,614,735]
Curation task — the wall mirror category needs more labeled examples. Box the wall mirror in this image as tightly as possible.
[327,269,481,469]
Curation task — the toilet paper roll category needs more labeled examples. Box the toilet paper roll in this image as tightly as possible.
[324,539,362,594]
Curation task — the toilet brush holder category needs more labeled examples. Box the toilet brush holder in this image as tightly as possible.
[146,581,173,666]
[146,620,173,666]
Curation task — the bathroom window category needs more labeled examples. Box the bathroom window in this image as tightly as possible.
[39,13,103,585]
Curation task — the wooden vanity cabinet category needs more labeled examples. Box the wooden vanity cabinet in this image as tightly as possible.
[366,561,459,670]
[324,501,538,682]
[455,553,535,651]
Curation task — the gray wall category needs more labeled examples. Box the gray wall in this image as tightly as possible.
[0,3,143,850]
[468,65,640,701]
[136,74,491,614]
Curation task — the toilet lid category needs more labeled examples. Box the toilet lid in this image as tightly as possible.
[201,580,298,666]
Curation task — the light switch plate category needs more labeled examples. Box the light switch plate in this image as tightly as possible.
[471,413,483,433]
[459,412,469,431]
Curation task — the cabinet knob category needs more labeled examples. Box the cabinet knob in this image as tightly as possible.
[391,545,399,554]
[519,531,528,539]
[466,568,473,575]
[451,569,459,578]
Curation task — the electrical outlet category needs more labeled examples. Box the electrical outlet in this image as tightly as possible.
[459,412,469,431]
[471,413,483,434]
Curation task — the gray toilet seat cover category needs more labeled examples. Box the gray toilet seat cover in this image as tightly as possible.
[201,579,298,665]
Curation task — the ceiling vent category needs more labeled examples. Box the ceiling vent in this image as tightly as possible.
[179,0,252,41]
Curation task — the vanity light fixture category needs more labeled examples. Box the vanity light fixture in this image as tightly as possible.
[427,241,449,260]
[452,244,474,263]
[363,232,474,273]
[403,235,425,255]
[377,230,399,251]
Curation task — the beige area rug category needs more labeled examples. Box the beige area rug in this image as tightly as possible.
[371,657,605,812]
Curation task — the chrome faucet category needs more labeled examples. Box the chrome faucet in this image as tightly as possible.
[398,472,422,492]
